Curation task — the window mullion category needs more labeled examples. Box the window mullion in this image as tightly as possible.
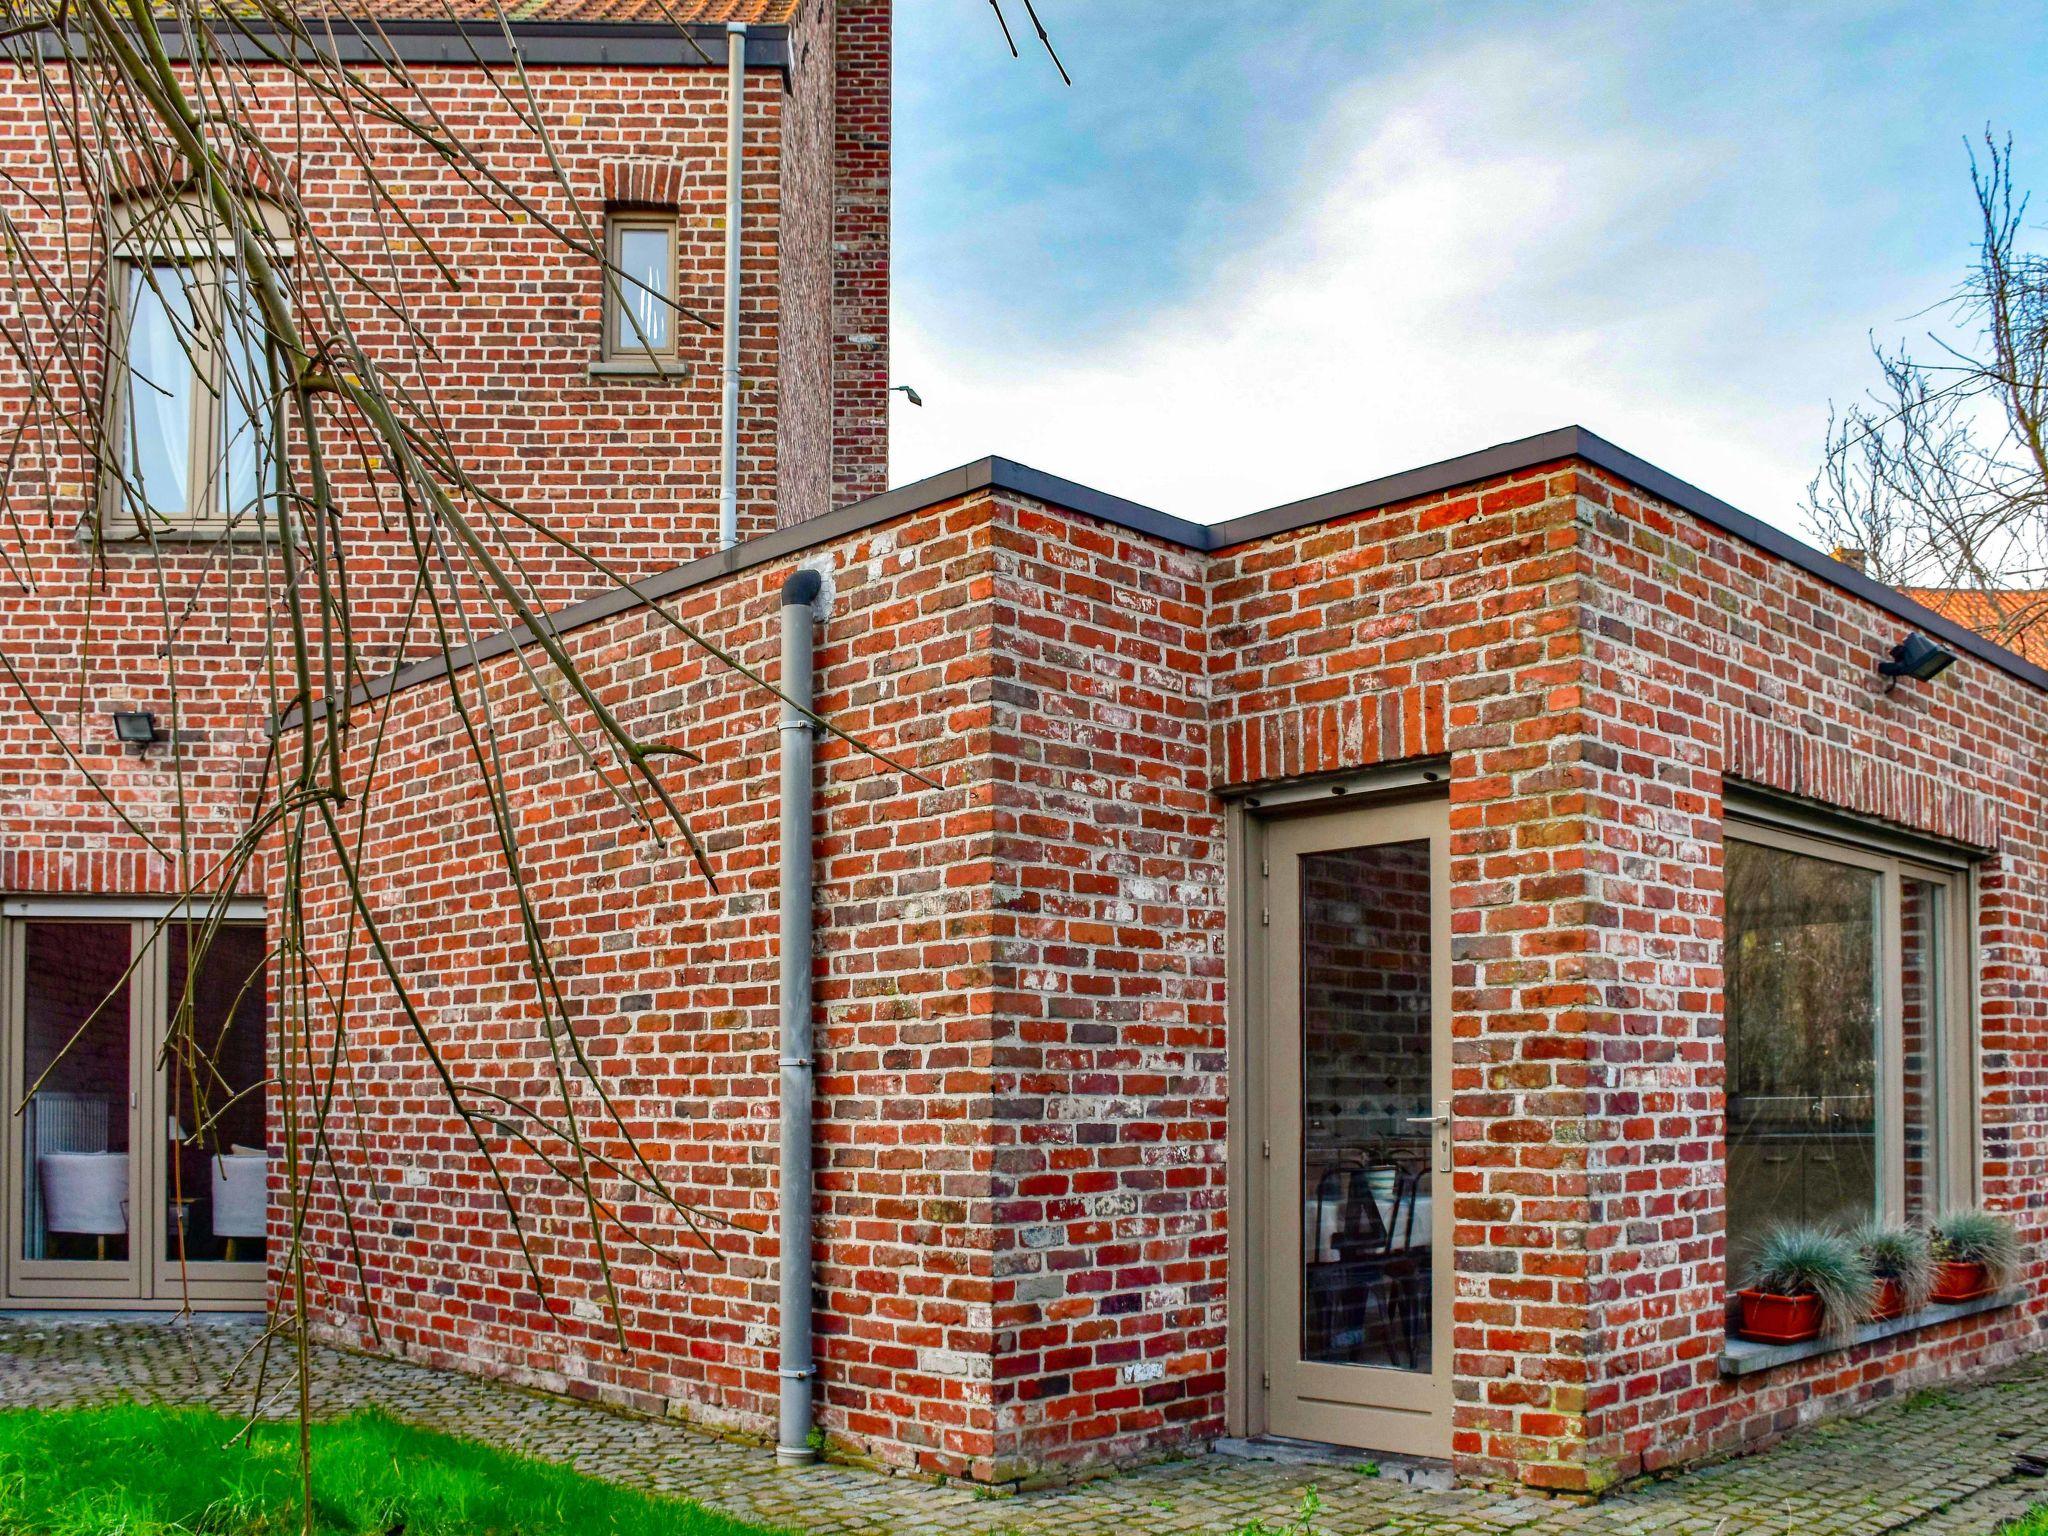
[1947,870,1978,1210]
[188,258,222,528]
[1879,861,1907,1223]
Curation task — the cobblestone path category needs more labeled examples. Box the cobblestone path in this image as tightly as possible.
[1,1315,2042,1535]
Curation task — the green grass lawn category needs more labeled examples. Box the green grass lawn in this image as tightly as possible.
[0,1403,787,1536]
[2004,1508,2048,1536]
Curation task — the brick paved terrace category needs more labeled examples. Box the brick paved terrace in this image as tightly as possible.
[4,1314,2045,1536]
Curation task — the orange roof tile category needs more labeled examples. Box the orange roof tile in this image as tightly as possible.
[1905,586,2048,667]
[222,0,798,24]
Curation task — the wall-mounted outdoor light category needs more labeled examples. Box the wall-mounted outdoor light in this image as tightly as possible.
[1877,633,1957,692]
[112,711,163,751]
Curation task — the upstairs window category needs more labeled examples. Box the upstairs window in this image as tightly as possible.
[104,198,282,536]
[603,210,679,365]
[1723,812,1976,1270]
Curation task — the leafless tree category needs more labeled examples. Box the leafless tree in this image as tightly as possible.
[0,0,1060,1525]
[1807,134,2048,649]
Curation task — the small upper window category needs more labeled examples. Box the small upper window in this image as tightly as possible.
[603,211,679,363]
[104,196,282,537]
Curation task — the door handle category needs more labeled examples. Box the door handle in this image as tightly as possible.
[1406,1099,1451,1174]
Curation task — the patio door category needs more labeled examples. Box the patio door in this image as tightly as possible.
[1258,799,1452,1457]
[3,909,269,1307]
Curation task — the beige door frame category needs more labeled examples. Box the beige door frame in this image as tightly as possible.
[1229,790,1454,1459]
[2,902,267,1310]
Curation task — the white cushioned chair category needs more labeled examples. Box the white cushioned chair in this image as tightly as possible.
[210,1151,269,1261]
[39,1151,129,1259]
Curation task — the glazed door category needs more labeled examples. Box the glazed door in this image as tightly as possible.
[150,921,271,1300]
[3,911,269,1307]
[1260,799,1452,1456]
[5,919,147,1300]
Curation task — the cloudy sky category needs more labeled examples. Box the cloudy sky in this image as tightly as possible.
[889,1,2048,539]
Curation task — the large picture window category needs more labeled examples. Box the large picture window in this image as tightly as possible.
[1724,816,1975,1270]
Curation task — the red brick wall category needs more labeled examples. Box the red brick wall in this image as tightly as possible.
[280,460,2048,1492]
[1209,465,1608,1485]
[0,42,863,906]
[983,504,1221,1477]
[1567,463,2048,1486]
[826,0,891,509]
[779,3,837,526]
[1207,460,2048,1490]
[284,492,1002,1471]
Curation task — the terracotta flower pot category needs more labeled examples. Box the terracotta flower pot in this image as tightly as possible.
[1867,1277,1907,1321]
[1932,1259,1992,1303]
[1735,1289,1824,1343]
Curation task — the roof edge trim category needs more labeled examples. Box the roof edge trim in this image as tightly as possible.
[15,20,790,68]
[286,456,1153,726]
[283,426,2048,728]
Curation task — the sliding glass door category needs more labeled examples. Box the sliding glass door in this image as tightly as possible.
[10,921,143,1297]
[4,911,269,1307]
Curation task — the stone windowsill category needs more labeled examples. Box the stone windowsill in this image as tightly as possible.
[1719,1288,2025,1378]
[586,357,689,380]
[86,521,287,547]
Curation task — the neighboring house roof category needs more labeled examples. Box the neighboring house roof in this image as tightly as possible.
[1904,587,2048,668]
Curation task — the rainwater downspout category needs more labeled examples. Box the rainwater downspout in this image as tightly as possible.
[719,21,746,550]
[776,568,821,1465]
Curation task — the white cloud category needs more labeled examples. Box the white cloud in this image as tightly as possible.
[889,31,1921,536]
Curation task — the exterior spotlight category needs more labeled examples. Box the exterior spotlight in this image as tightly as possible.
[112,711,162,750]
[890,384,923,407]
[1878,633,1956,691]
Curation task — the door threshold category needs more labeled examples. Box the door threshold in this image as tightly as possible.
[0,1307,263,1324]
[1211,1436,1455,1489]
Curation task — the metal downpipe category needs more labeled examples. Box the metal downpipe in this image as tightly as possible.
[718,21,746,550]
[776,567,821,1465]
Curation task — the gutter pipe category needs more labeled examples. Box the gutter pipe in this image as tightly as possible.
[776,567,821,1465]
[719,21,746,550]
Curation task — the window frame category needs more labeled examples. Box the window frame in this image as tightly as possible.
[600,209,682,366]
[99,198,285,540]
[1723,809,1979,1237]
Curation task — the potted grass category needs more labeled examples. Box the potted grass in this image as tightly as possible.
[1852,1220,1935,1320]
[1929,1208,2023,1303]
[1734,1225,1875,1344]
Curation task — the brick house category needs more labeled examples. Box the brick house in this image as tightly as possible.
[3,0,2046,1503]
[0,0,886,1322]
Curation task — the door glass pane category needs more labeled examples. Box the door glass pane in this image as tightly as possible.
[613,225,674,352]
[1725,840,1881,1267]
[122,264,197,525]
[165,924,270,1266]
[1300,839,1433,1373]
[1901,877,1944,1222]
[20,923,132,1264]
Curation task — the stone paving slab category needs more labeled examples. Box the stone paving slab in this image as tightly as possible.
[0,1315,2043,1535]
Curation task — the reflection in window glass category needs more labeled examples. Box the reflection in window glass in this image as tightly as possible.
[165,924,270,1265]
[21,923,132,1265]
[1725,839,1880,1267]
[122,264,197,524]
[613,224,674,353]
[1901,878,1944,1222]
[1299,839,1433,1374]
[218,270,276,525]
